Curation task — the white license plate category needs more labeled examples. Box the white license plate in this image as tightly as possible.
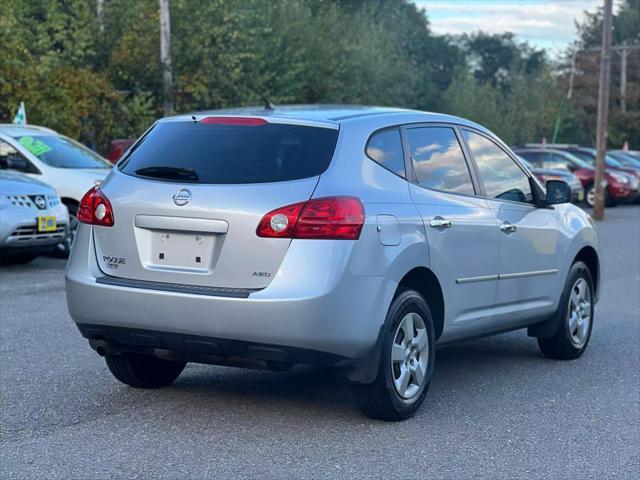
[150,231,215,270]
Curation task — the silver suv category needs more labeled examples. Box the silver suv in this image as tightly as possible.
[66,106,599,420]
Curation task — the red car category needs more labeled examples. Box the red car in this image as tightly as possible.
[514,148,638,207]
[106,139,135,164]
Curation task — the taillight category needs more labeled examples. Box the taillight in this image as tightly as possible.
[257,197,364,240]
[77,186,114,227]
[200,116,267,126]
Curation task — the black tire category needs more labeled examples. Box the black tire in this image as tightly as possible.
[0,254,37,265]
[55,202,78,258]
[584,184,595,208]
[351,289,436,421]
[605,188,616,207]
[585,184,615,208]
[538,261,595,360]
[105,353,186,388]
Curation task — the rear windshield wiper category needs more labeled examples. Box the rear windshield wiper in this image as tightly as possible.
[135,166,199,182]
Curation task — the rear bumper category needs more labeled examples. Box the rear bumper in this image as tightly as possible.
[77,323,348,367]
[66,224,390,359]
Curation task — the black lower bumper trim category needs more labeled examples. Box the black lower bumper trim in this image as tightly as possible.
[95,275,259,298]
[76,324,349,367]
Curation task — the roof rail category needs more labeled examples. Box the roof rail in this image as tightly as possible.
[523,143,580,148]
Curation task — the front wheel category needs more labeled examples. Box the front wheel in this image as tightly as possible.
[351,289,436,421]
[105,353,186,388]
[538,261,595,360]
[55,202,78,258]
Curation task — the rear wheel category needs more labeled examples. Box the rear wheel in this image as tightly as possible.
[538,261,594,360]
[105,353,186,388]
[351,289,436,421]
[585,184,615,207]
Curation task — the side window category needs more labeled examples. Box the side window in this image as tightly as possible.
[518,151,544,165]
[406,127,474,195]
[463,130,533,204]
[0,140,34,172]
[366,129,405,177]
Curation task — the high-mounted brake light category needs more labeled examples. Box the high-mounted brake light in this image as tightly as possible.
[200,116,268,126]
[77,186,114,227]
[257,197,364,240]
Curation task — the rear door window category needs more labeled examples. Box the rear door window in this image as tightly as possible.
[406,127,475,195]
[119,121,339,184]
[365,129,405,177]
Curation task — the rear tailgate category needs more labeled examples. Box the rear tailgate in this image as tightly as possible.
[92,117,338,290]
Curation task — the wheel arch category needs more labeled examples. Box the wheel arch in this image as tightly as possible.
[61,197,79,210]
[396,267,445,341]
[573,245,599,300]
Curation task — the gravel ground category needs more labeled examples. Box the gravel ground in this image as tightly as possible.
[1,205,638,479]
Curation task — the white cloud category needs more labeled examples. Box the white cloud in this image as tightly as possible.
[412,0,621,55]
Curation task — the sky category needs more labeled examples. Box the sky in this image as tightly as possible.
[412,0,620,57]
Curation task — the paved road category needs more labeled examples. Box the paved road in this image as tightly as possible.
[1,206,639,479]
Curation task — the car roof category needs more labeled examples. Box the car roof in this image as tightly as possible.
[0,124,58,137]
[514,147,573,155]
[164,104,489,132]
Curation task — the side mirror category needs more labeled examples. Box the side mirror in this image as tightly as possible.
[545,180,572,205]
[5,155,30,172]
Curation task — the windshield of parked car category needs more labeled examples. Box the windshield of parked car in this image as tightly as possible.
[571,149,624,168]
[556,151,593,169]
[14,135,110,169]
[613,154,640,167]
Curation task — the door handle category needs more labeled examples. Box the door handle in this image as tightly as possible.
[430,217,452,229]
[500,222,517,234]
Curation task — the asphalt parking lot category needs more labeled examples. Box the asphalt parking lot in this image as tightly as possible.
[1,206,639,479]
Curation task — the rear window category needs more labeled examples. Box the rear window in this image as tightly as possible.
[119,121,339,184]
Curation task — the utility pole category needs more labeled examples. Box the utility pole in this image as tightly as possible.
[592,0,613,221]
[614,43,640,113]
[619,45,628,112]
[551,52,577,143]
[96,0,104,32]
[159,0,174,116]
[587,43,639,117]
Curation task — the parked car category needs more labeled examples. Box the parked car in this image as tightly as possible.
[514,148,637,207]
[0,124,111,255]
[106,139,136,164]
[516,156,583,203]
[608,150,640,168]
[530,144,640,183]
[67,106,599,421]
[0,171,69,264]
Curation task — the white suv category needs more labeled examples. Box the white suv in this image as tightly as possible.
[0,124,111,254]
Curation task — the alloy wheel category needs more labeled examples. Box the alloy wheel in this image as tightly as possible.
[586,187,595,207]
[390,312,429,400]
[567,277,592,348]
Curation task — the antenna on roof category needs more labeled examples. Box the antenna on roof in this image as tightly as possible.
[246,85,275,111]
[261,94,275,112]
